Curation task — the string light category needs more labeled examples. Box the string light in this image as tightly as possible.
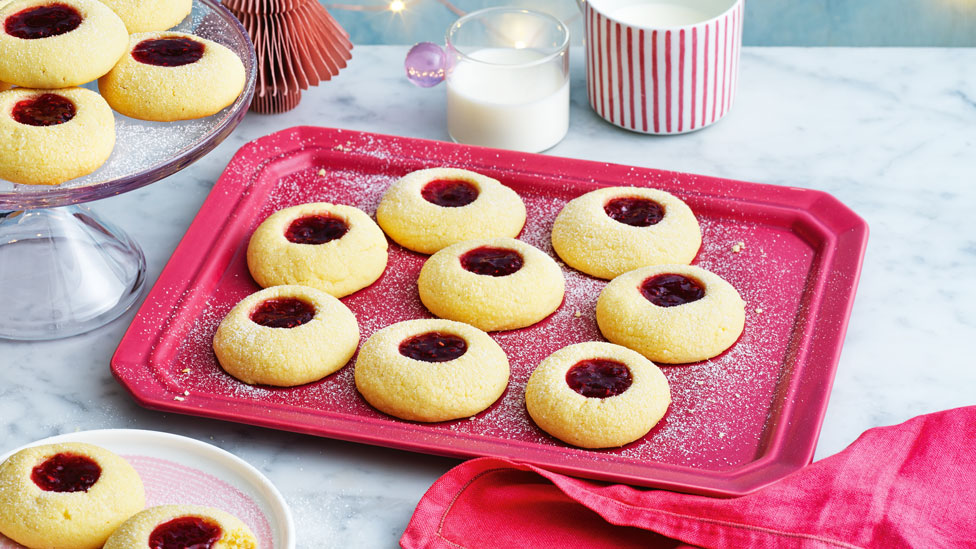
[324,0,465,15]
[322,1,577,31]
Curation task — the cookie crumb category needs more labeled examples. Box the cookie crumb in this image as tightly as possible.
[574,310,582,318]
[731,241,745,253]
[755,308,764,314]
[183,390,190,396]
[317,168,326,176]
[173,396,185,401]
[718,432,726,438]
[181,368,191,374]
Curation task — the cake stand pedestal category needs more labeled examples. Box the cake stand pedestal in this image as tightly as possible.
[0,207,145,339]
[0,0,256,340]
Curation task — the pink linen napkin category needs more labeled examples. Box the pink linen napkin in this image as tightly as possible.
[401,406,976,549]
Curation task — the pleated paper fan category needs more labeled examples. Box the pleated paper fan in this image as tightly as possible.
[224,0,353,113]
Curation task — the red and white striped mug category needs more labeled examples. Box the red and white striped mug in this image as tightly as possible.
[579,0,743,134]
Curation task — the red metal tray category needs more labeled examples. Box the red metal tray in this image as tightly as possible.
[112,126,868,496]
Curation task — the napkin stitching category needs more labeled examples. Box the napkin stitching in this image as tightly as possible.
[434,467,507,549]
[434,466,866,549]
[570,489,866,549]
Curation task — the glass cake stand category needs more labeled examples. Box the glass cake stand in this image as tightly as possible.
[0,0,256,340]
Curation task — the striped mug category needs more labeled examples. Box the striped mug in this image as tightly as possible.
[579,0,743,134]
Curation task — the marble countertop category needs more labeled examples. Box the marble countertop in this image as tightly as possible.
[1,46,974,548]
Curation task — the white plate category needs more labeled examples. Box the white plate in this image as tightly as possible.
[0,429,294,549]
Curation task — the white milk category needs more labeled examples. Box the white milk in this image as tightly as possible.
[609,3,711,27]
[446,48,569,153]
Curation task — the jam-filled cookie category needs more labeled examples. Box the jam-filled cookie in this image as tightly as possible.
[98,31,245,121]
[354,319,510,422]
[247,202,388,298]
[0,87,115,185]
[525,342,671,449]
[551,186,702,279]
[0,0,128,88]
[376,167,527,254]
[213,285,360,386]
[418,237,564,332]
[104,505,257,549]
[0,442,145,549]
[98,0,192,33]
[597,264,745,364]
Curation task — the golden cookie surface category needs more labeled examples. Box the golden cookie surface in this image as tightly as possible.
[0,87,115,185]
[525,342,671,449]
[104,504,256,549]
[98,31,245,121]
[246,202,388,298]
[0,442,145,549]
[418,237,565,332]
[213,285,360,386]
[376,167,526,254]
[0,0,128,88]
[99,0,191,33]
[597,264,745,364]
[551,186,702,279]
[354,319,510,422]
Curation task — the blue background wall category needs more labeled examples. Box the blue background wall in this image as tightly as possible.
[326,0,976,46]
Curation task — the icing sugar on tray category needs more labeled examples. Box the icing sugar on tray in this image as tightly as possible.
[114,128,862,492]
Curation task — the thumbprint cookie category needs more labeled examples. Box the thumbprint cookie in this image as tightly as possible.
[0,0,128,88]
[247,202,388,298]
[0,442,145,549]
[418,237,564,332]
[525,342,671,449]
[104,505,257,549]
[354,319,510,422]
[376,167,526,254]
[213,285,360,387]
[597,264,745,364]
[99,0,192,33]
[0,87,115,185]
[551,186,701,279]
[99,31,245,121]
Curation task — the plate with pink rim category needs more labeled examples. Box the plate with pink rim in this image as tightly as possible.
[0,429,294,549]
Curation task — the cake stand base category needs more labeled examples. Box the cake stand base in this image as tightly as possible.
[0,206,146,340]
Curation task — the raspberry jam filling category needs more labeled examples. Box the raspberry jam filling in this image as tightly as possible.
[149,517,222,549]
[285,215,349,244]
[12,93,76,126]
[132,37,205,67]
[5,4,81,39]
[640,273,705,307]
[566,359,633,398]
[604,197,664,227]
[399,332,468,362]
[460,247,523,277]
[31,453,101,492]
[250,298,315,328]
[421,179,479,207]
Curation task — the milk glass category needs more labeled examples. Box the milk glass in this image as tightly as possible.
[445,8,570,153]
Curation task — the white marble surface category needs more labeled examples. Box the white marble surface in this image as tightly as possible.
[1,46,975,548]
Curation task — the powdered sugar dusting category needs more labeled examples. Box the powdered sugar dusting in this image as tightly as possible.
[124,132,826,485]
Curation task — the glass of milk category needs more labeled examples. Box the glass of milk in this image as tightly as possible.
[445,8,570,153]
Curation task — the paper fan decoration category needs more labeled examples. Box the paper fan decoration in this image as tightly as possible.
[223,0,353,113]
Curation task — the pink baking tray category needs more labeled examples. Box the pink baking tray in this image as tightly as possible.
[112,126,868,497]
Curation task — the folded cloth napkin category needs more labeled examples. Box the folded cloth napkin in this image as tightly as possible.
[401,406,976,549]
